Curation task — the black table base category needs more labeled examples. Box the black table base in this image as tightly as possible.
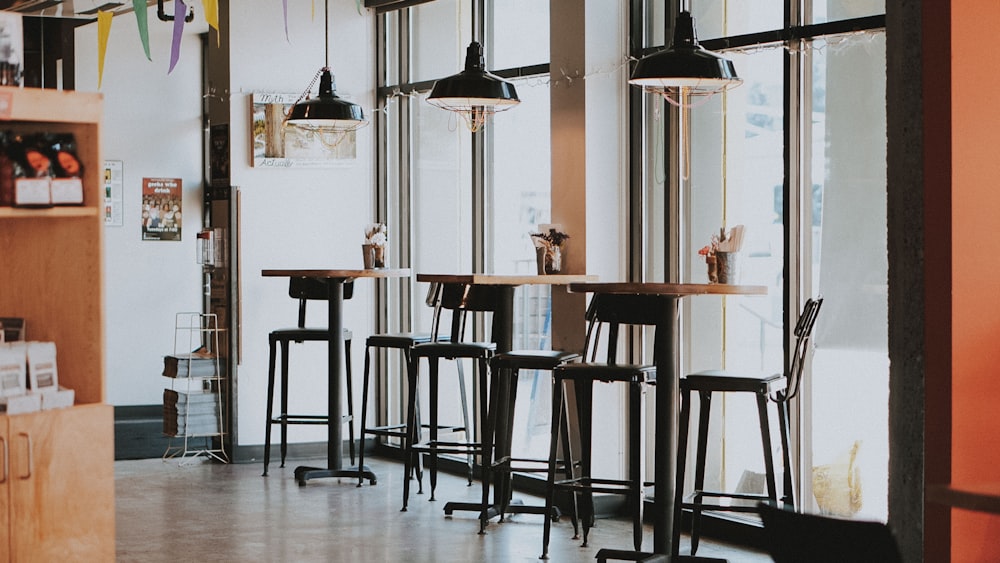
[595,548,727,562]
[295,464,377,486]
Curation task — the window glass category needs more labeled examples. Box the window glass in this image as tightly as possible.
[683,46,786,506]
[492,0,549,69]
[490,78,553,461]
[411,90,474,430]
[807,31,888,521]
[411,0,469,83]
[691,0,782,41]
[808,1,886,25]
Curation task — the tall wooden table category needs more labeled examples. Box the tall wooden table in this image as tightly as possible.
[415,273,597,520]
[262,268,411,485]
[567,282,766,561]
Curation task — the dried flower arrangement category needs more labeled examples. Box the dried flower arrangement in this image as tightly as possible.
[530,227,570,274]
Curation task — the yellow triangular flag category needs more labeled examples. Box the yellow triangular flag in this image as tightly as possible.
[202,0,219,46]
[97,10,113,89]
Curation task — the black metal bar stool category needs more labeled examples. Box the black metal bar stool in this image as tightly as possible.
[542,294,666,559]
[402,283,500,533]
[357,283,460,488]
[262,277,356,476]
[487,349,580,527]
[673,298,822,556]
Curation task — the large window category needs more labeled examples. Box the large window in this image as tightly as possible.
[646,2,888,523]
[378,0,552,459]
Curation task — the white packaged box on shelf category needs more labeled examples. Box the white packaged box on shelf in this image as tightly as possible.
[27,341,58,392]
[0,392,41,414]
[40,386,74,410]
[14,177,50,206]
[0,342,27,397]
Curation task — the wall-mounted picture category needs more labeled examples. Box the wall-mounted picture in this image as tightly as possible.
[141,177,182,241]
[251,92,357,168]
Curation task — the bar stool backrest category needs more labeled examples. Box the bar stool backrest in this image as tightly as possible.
[432,283,503,344]
[780,296,823,401]
[288,277,355,329]
[583,293,672,364]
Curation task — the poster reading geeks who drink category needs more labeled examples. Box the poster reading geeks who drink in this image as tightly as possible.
[141,177,182,241]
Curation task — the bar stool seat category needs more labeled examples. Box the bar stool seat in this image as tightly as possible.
[262,278,356,477]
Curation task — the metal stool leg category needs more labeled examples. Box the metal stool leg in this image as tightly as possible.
[263,335,278,476]
[345,334,355,466]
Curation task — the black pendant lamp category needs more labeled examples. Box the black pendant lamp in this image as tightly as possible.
[629,7,741,107]
[286,0,367,138]
[427,2,519,132]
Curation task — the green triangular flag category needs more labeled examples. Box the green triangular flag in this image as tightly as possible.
[133,0,151,61]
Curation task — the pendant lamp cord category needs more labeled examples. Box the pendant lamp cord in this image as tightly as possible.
[324,0,330,69]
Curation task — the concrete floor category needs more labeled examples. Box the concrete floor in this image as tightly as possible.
[115,455,774,562]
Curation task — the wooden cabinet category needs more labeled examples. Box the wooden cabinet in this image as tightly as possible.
[0,88,114,561]
[2,406,115,562]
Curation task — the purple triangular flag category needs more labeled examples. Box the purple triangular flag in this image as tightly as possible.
[168,0,186,74]
[283,0,289,42]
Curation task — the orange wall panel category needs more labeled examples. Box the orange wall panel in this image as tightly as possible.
[950,3,1000,561]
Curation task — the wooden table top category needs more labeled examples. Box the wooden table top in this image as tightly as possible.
[416,273,598,285]
[927,483,1000,515]
[262,268,412,279]
[567,281,767,296]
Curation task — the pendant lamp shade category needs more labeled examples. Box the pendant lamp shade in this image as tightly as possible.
[629,11,741,105]
[287,69,366,131]
[427,41,519,132]
[285,0,366,142]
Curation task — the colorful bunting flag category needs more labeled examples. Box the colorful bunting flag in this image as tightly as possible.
[202,0,220,46]
[97,10,113,89]
[168,0,187,74]
[282,0,289,42]
[132,0,151,61]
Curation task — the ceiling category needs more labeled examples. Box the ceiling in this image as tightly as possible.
[0,0,154,19]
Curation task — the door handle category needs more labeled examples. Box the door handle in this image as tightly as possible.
[17,432,31,480]
[0,436,7,484]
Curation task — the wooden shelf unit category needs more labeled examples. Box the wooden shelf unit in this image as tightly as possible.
[0,87,114,562]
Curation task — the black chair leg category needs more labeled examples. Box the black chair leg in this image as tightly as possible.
[357,345,372,487]
[541,373,565,560]
[479,356,496,535]
[428,358,440,501]
[691,390,713,556]
[576,379,595,547]
[497,367,519,521]
[456,358,474,485]
[777,398,795,508]
[629,381,644,552]
[345,335,355,467]
[401,354,420,512]
[279,340,290,468]
[263,335,277,476]
[558,395,579,538]
[756,393,779,504]
[673,387,693,555]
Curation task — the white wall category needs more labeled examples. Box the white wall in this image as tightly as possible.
[228,1,376,447]
[75,8,209,406]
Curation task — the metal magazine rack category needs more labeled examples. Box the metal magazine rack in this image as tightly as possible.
[162,312,229,464]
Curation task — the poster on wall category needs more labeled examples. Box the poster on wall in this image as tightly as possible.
[103,160,124,227]
[141,177,182,241]
[250,92,357,168]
